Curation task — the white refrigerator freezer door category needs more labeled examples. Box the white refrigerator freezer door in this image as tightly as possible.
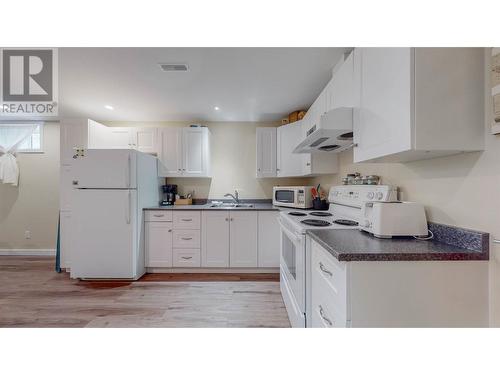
[71,189,137,279]
[72,149,137,189]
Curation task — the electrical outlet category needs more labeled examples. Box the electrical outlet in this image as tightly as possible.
[24,230,31,239]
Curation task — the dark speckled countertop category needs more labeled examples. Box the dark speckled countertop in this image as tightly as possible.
[307,222,489,262]
[145,200,279,211]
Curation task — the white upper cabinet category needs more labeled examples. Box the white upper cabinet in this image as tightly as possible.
[327,51,355,111]
[158,127,211,178]
[105,127,134,149]
[302,88,327,140]
[277,121,307,177]
[132,127,158,154]
[183,127,210,176]
[256,127,277,178]
[353,47,485,163]
[158,127,183,176]
[277,121,338,177]
[85,121,159,154]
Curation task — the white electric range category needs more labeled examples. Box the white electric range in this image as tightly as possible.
[278,185,398,328]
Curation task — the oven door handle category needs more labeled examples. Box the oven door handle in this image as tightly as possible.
[278,218,303,243]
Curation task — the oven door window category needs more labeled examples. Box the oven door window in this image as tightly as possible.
[275,190,295,203]
[282,232,296,279]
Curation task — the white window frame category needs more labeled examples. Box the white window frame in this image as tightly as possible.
[0,122,44,153]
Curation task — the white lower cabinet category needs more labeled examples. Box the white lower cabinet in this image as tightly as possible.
[201,211,230,267]
[229,211,258,267]
[145,221,173,267]
[257,211,280,267]
[310,240,348,328]
[146,209,280,270]
[173,229,201,248]
[307,238,489,328]
[173,248,201,267]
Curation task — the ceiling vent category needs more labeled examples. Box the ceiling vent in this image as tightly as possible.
[159,63,189,72]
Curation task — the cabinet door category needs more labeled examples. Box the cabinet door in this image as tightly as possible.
[256,127,277,178]
[158,128,183,177]
[353,48,413,162]
[201,211,230,267]
[258,211,280,267]
[230,211,258,267]
[105,127,134,149]
[302,154,313,175]
[87,119,111,149]
[145,221,173,267]
[60,210,73,269]
[277,122,307,177]
[183,127,207,176]
[330,52,354,110]
[132,127,158,154]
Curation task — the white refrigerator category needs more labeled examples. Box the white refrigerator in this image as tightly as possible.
[70,149,160,279]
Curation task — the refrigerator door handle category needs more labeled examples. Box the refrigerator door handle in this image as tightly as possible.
[126,154,131,188]
[126,191,131,224]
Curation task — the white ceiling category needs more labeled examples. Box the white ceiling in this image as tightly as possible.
[59,48,347,122]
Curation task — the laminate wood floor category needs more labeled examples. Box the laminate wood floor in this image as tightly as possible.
[0,256,290,328]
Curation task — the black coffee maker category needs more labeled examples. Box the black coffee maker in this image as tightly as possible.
[161,184,178,206]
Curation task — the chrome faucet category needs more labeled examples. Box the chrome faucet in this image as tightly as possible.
[224,190,240,204]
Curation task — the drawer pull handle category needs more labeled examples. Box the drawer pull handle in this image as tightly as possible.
[319,305,333,326]
[181,237,193,240]
[181,218,193,222]
[153,214,164,217]
[168,229,172,232]
[319,262,333,277]
[181,256,193,260]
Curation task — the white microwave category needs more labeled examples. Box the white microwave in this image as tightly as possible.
[273,186,314,209]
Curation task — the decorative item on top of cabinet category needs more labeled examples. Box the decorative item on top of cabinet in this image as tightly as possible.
[491,48,500,135]
[353,47,485,163]
[288,111,299,123]
[158,126,211,177]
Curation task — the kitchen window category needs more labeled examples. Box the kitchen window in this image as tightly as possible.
[0,122,44,153]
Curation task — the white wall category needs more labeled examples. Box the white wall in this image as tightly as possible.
[0,122,60,250]
[313,48,500,325]
[105,121,312,199]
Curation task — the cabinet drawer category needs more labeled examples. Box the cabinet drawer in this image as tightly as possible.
[145,211,173,222]
[310,298,347,328]
[311,240,348,320]
[173,248,201,267]
[173,230,201,248]
[173,211,201,229]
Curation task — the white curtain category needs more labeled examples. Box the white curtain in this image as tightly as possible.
[0,124,37,186]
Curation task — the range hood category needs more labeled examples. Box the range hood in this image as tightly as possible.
[293,107,354,154]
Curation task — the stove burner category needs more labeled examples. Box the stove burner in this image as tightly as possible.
[288,212,307,216]
[301,219,332,227]
[309,212,333,217]
[333,219,358,226]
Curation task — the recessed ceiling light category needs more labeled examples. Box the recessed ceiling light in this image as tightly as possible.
[159,63,189,72]
[104,105,114,110]
[214,106,220,111]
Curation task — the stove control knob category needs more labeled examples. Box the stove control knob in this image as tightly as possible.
[367,192,374,200]
[376,192,384,200]
[363,219,371,228]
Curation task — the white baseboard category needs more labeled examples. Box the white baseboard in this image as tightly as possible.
[146,267,279,273]
[0,249,56,256]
